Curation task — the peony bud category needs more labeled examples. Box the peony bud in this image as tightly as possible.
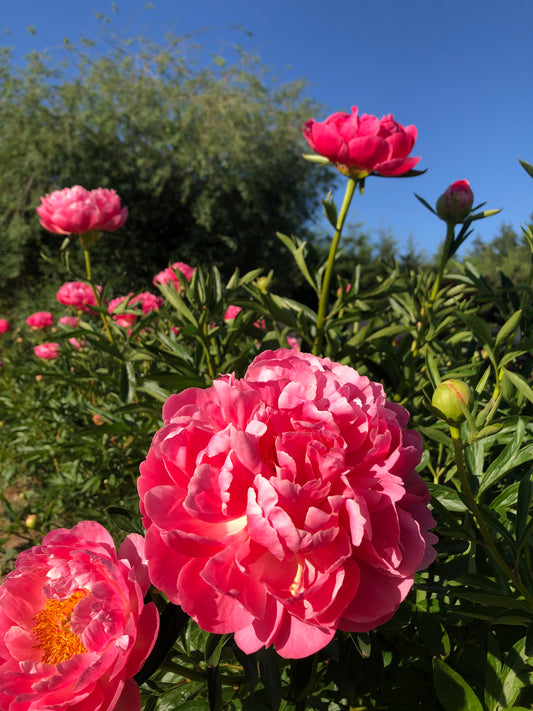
[432,379,473,425]
[436,180,474,224]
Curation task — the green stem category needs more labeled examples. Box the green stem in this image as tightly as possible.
[312,178,357,356]
[430,222,455,303]
[83,246,115,345]
[450,425,533,609]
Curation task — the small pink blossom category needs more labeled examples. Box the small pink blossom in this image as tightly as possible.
[109,292,163,328]
[69,337,86,350]
[34,343,60,360]
[57,281,99,312]
[26,311,54,329]
[0,319,11,334]
[286,334,302,350]
[59,315,79,328]
[303,106,420,178]
[153,261,195,290]
[37,185,128,235]
[0,521,159,711]
[223,305,242,321]
[138,348,437,659]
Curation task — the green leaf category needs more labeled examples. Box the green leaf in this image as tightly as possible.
[414,192,438,215]
[479,418,527,494]
[301,153,331,164]
[502,368,533,406]
[257,648,281,711]
[519,158,533,179]
[433,658,483,711]
[495,310,522,350]
[276,232,319,294]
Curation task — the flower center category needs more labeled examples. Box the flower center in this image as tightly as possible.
[33,590,89,664]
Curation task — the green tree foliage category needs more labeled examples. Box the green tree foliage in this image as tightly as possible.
[0,19,333,307]
[467,221,533,285]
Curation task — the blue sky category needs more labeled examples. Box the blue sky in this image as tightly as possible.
[3,0,532,257]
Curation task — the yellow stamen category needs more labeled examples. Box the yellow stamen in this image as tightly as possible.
[289,560,305,597]
[33,590,89,664]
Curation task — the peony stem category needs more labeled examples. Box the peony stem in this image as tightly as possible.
[449,425,533,609]
[83,245,115,345]
[313,177,357,355]
[429,223,455,303]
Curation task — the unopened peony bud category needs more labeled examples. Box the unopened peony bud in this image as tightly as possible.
[432,379,473,425]
[436,180,474,224]
[25,514,38,529]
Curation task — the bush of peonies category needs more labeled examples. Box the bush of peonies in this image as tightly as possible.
[0,110,530,710]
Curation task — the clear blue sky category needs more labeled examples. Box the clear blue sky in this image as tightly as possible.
[3,0,532,257]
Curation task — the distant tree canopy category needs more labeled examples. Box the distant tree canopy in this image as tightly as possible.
[467,221,533,286]
[0,18,334,304]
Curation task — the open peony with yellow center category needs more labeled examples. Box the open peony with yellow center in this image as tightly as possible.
[0,521,159,711]
[138,349,437,659]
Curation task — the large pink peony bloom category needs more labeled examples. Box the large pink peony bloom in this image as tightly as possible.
[138,348,437,659]
[0,521,159,711]
[37,185,128,235]
[303,106,420,178]
[26,311,54,329]
[153,261,195,290]
[57,281,99,312]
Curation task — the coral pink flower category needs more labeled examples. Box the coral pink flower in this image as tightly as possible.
[34,343,60,360]
[0,319,10,334]
[303,106,420,178]
[436,179,474,224]
[138,348,437,659]
[37,185,128,235]
[0,521,159,711]
[57,281,99,312]
[153,261,195,290]
[109,292,163,328]
[59,315,79,328]
[26,311,54,329]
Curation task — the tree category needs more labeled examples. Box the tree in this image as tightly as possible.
[467,221,532,285]
[0,17,334,308]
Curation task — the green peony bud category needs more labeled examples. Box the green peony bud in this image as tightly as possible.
[432,379,473,425]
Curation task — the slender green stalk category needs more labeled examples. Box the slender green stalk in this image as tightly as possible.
[450,425,533,609]
[429,222,455,303]
[312,178,357,355]
[83,246,115,345]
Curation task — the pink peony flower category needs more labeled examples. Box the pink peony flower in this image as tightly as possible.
[34,343,60,360]
[69,337,86,350]
[0,319,11,334]
[59,315,79,328]
[223,305,242,321]
[26,311,54,330]
[109,292,163,328]
[0,521,159,711]
[286,334,301,351]
[57,281,99,312]
[436,179,474,224]
[138,348,437,659]
[37,185,128,235]
[303,106,420,178]
[153,261,195,290]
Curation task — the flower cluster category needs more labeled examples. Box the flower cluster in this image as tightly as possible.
[108,292,164,328]
[138,348,437,659]
[0,521,158,711]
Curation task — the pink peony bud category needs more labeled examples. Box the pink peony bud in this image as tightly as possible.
[0,318,11,334]
[436,180,474,224]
